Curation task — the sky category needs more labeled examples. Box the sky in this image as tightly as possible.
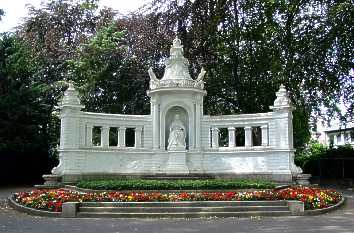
[0,0,147,32]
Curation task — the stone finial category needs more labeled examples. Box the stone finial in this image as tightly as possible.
[196,67,206,81]
[170,36,184,58]
[59,82,84,110]
[161,36,192,81]
[270,84,295,111]
[148,67,159,81]
[148,37,206,90]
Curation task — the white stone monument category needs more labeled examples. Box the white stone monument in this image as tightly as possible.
[47,37,303,184]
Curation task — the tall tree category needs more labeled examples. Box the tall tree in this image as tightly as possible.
[139,0,354,148]
[68,23,150,114]
[0,0,117,183]
[0,34,56,184]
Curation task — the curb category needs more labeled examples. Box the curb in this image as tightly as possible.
[8,194,345,218]
[303,196,346,216]
[7,195,61,218]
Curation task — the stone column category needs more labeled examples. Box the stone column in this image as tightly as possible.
[135,127,143,148]
[59,83,84,149]
[195,104,201,150]
[118,126,126,148]
[261,125,268,146]
[270,84,295,149]
[152,103,159,150]
[348,133,352,144]
[211,127,219,148]
[86,124,93,147]
[245,126,252,147]
[333,134,338,145]
[101,126,110,147]
[228,127,236,148]
[341,132,345,145]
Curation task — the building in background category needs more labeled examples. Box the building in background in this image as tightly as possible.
[314,121,354,147]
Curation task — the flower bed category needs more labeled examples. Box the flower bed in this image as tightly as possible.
[14,186,342,212]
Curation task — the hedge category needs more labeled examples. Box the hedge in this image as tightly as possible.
[76,179,276,190]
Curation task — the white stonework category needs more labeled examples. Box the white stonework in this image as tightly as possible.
[50,37,303,183]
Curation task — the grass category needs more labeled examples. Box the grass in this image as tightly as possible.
[76,179,276,191]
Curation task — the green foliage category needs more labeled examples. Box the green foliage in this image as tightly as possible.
[144,0,354,148]
[295,140,354,176]
[77,179,276,190]
[0,9,4,21]
[295,140,329,168]
[68,23,150,114]
[0,34,58,183]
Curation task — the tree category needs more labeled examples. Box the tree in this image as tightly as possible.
[0,34,56,184]
[139,0,354,148]
[0,9,4,21]
[68,23,150,114]
[0,0,117,183]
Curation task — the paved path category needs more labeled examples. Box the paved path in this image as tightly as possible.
[0,186,353,233]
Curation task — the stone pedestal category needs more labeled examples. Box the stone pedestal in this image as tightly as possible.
[296,174,311,185]
[166,151,189,174]
[35,174,62,188]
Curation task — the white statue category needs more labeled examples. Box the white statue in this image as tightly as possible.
[148,67,159,82]
[196,67,206,82]
[167,114,186,150]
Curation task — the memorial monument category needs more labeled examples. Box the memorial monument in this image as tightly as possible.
[46,37,303,184]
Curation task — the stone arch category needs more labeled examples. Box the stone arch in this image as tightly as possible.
[161,102,194,151]
[165,106,189,150]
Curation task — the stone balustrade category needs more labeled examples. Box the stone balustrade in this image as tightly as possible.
[209,124,269,149]
[84,124,144,149]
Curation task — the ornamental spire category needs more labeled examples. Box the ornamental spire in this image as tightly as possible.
[270,84,295,111]
[148,37,206,90]
[59,82,84,110]
[161,36,192,81]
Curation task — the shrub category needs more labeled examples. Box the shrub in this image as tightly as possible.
[76,179,276,190]
[295,140,354,178]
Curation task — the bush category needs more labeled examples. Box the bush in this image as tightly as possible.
[295,140,354,178]
[76,179,276,190]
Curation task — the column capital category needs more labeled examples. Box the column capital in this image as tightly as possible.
[135,126,143,131]
[244,126,252,130]
[227,126,235,131]
[101,125,110,130]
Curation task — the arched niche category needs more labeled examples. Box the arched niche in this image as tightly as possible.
[165,106,189,150]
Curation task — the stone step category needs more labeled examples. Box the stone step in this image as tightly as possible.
[80,201,287,208]
[77,210,292,218]
[79,206,289,213]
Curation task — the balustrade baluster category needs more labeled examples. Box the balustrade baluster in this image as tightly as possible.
[101,126,110,147]
[261,125,268,146]
[211,127,219,148]
[135,127,143,148]
[244,126,252,147]
[228,127,236,148]
[118,126,126,148]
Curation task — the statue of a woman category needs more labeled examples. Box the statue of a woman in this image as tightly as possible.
[167,114,186,150]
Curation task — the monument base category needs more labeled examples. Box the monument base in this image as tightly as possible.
[165,150,189,174]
